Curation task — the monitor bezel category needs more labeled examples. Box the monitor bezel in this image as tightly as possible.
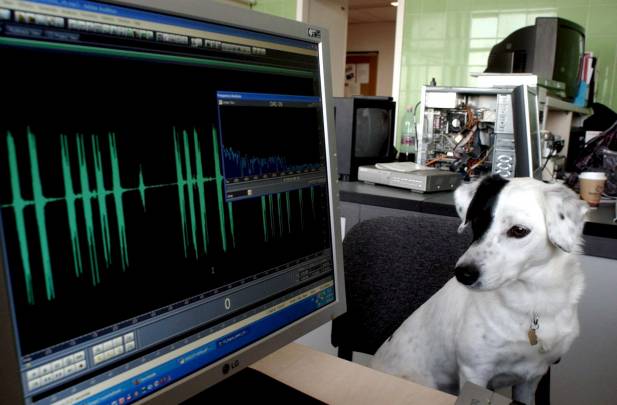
[0,1,347,403]
[512,84,542,179]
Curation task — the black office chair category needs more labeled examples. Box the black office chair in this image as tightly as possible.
[331,214,550,404]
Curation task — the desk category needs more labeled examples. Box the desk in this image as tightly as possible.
[251,343,456,405]
[339,181,617,260]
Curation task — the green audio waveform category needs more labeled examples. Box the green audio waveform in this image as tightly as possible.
[277,193,283,236]
[227,202,236,249]
[4,129,138,303]
[285,191,291,233]
[2,126,318,304]
[77,134,101,285]
[259,187,317,242]
[6,132,36,304]
[298,188,304,231]
[60,135,83,279]
[211,128,229,253]
[172,127,234,257]
[261,195,268,242]
[2,126,235,304]
[268,194,275,238]
[174,128,213,258]
[310,187,316,219]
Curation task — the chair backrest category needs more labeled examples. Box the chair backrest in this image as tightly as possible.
[331,214,472,359]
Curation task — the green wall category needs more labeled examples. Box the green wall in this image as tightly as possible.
[253,0,297,20]
[398,0,617,135]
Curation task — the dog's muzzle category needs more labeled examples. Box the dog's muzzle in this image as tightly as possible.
[454,264,480,286]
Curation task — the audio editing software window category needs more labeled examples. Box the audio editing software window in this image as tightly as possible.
[0,1,335,404]
[217,91,325,200]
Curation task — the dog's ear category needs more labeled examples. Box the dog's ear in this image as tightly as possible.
[543,183,589,253]
[453,179,482,233]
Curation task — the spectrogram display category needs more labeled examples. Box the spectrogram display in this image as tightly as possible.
[218,103,323,180]
[222,147,322,178]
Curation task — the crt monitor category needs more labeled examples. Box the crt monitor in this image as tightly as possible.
[512,85,542,179]
[333,96,396,181]
[0,1,346,404]
[484,17,585,100]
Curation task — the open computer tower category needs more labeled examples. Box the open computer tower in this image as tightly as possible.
[417,85,542,179]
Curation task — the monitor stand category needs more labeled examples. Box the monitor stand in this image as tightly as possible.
[182,367,326,404]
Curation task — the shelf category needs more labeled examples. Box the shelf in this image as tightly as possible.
[543,96,593,115]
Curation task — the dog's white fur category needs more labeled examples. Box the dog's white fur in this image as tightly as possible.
[371,177,588,404]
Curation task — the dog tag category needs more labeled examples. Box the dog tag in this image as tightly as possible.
[528,328,538,346]
[528,312,539,346]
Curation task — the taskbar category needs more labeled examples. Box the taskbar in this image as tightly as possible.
[33,278,334,405]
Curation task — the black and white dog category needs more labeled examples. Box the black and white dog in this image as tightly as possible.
[371,175,588,404]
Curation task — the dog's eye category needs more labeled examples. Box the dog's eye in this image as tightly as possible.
[507,225,530,238]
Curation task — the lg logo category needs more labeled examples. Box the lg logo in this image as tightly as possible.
[308,28,321,39]
[222,359,240,374]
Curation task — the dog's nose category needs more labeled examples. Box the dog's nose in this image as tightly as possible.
[455,264,480,285]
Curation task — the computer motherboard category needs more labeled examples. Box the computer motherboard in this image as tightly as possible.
[418,88,515,179]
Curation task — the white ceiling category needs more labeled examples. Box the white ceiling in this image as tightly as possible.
[348,0,397,24]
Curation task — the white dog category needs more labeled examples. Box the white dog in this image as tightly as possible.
[371,175,588,404]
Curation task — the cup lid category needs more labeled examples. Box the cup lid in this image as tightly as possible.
[580,171,607,180]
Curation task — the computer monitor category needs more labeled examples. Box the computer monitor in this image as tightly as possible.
[485,17,585,100]
[0,1,346,404]
[512,85,542,179]
[333,96,396,181]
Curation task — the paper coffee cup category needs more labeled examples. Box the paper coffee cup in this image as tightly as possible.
[579,172,607,206]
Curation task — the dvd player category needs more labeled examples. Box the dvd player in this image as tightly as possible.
[357,165,461,193]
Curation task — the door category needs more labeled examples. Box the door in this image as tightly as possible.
[345,52,378,96]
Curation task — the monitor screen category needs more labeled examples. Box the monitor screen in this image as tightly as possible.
[354,107,393,158]
[333,96,395,181]
[485,18,585,100]
[553,23,585,99]
[0,1,345,404]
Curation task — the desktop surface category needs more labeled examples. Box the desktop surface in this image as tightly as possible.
[251,343,456,405]
[183,367,325,404]
[339,181,617,259]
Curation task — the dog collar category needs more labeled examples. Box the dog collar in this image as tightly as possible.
[528,312,539,346]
